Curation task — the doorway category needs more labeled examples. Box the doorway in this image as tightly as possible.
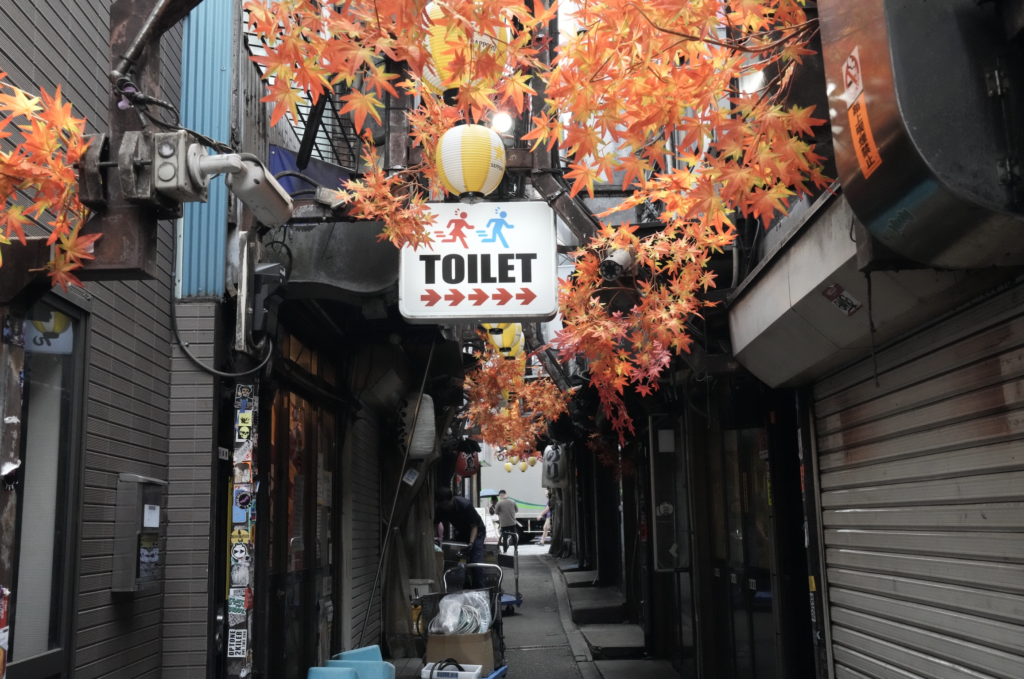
[707,427,778,679]
[266,383,339,677]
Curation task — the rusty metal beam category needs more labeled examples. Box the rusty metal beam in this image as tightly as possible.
[78,0,198,281]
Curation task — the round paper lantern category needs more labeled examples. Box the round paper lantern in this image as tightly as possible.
[510,454,519,465]
[504,461,512,473]
[436,124,506,202]
[527,455,537,467]
[455,449,479,477]
[487,323,523,359]
[518,460,528,472]
[423,2,509,96]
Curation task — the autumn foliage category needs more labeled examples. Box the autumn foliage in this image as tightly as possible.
[0,72,99,290]
[0,0,829,441]
[537,1,829,438]
[463,339,569,455]
[246,0,828,440]
[244,0,549,248]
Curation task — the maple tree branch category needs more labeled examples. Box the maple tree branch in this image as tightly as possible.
[625,3,816,54]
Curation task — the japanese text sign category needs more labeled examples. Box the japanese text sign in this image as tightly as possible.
[399,201,558,322]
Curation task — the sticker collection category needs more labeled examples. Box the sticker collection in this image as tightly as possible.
[228,383,257,677]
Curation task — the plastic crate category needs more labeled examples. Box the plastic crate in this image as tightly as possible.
[421,662,483,679]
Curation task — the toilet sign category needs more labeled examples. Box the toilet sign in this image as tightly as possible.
[399,201,558,322]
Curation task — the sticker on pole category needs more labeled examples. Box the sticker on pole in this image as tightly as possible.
[399,201,558,323]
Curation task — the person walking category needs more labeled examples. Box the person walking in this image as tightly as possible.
[536,489,551,545]
[434,488,486,564]
[494,490,519,554]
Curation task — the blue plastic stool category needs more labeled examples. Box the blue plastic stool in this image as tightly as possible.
[316,645,395,679]
[309,669,357,679]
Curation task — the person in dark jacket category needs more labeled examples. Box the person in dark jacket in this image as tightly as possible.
[435,487,486,563]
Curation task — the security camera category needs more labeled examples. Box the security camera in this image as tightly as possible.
[182,145,294,227]
[599,248,634,281]
[223,156,294,227]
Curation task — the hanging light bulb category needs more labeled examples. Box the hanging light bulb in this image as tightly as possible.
[491,111,513,133]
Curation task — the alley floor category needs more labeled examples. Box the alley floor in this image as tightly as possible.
[501,555,582,678]
[397,554,681,679]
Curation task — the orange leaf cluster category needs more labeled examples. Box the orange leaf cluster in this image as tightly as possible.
[335,132,438,250]
[245,0,555,246]
[539,0,829,440]
[0,72,95,289]
[260,0,829,441]
[463,339,569,454]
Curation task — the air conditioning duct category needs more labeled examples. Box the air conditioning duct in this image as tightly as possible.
[397,393,435,459]
[820,0,1024,268]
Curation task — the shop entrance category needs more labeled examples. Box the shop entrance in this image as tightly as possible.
[707,427,777,679]
[265,338,341,678]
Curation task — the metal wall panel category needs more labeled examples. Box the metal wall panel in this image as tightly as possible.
[341,409,382,649]
[178,0,232,298]
[162,302,218,679]
[813,282,1024,679]
[1,3,187,677]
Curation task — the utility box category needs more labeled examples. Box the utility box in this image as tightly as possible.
[112,473,167,593]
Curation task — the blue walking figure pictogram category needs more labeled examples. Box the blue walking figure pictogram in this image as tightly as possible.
[479,210,514,248]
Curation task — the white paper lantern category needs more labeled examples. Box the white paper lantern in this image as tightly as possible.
[436,124,506,203]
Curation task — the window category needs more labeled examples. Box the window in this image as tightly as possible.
[6,298,84,679]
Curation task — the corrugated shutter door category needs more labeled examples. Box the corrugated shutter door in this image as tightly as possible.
[350,409,382,645]
[812,283,1024,679]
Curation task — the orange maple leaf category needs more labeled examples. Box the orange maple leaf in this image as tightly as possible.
[339,89,385,131]
[0,204,31,244]
[261,78,305,127]
[59,225,101,266]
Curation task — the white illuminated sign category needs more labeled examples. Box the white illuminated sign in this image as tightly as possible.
[399,201,558,322]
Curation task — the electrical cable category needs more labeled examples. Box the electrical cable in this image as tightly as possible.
[357,339,437,648]
[169,232,274,378]
[116,77,233,154]
[170,290,273,378]
[274,170,324,188]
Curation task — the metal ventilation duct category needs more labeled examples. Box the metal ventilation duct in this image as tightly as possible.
[820,0,1024,268]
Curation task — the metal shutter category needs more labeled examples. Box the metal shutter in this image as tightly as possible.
[812,283,1024,679]
[348,409,382,646]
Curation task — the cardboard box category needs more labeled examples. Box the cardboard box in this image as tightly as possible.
[425,631,495,675]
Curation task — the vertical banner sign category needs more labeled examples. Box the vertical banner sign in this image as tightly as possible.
[398,201,558,323]
[227,384,257,676]
[842,46,882,179]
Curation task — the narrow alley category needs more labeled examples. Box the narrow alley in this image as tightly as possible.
[1,2,1022,679]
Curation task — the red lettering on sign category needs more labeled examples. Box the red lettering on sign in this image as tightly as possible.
[444,289,465,306]
[492,288,513,305]
[421,289,441,306]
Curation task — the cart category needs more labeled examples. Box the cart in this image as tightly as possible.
[496,531,522,615]
[424,544,509,678]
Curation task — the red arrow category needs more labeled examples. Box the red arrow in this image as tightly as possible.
[468,289,489,306]
[421,289,441,306]
[516,288,537,305]
[444,289,465,306]
[492,288,513,305]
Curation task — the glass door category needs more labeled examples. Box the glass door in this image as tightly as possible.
[709,427,778,679]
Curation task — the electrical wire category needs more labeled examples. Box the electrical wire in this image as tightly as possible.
[169,228,274,378]
[170,289,274,378]
[274,171,324,188]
